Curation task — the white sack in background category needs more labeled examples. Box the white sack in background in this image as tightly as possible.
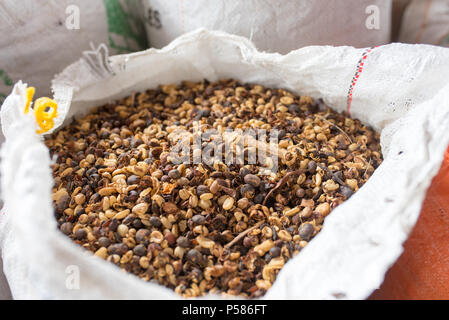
[0,0,147,103]
[399,0,449,46]
[1,29,449,299]
[141,0,392,53]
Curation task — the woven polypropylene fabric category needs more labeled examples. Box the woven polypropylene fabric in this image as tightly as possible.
[371,146,449,299]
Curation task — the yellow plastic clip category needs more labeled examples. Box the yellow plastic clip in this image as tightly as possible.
[23,86,58,134]
[24,87,35,114]
[34,98,58,134]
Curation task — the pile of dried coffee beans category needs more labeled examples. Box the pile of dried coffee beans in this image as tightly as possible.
[46,79,382,297]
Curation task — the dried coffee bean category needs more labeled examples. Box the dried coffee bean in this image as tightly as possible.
[244,174,261,187]
[240,184,255,198]
[109,219,119,232]
[56,194,70,212]
[176,236,190,248]
[136,229,150,243]
[308,161,317,174]
[243,236,253,248]
[165,232,176,246]
[239,167,250,178]
[132,218,143,229]
[75,228,87,240]
[125,190,138,202]
[98,236,111,248]
[133,244,147,256]
[254,194,265,204]
[296,188,305,198]
[149,216,162,227]
[269,246,281,258]
[340,185,354,199]
[177,177,190,186]
[162,202,178,214]
[60,222,73,235]
[298,223,314,241]
[209,180,221,194]
[108,243,128,256]
[122,215,135,226]
[196,185,209,196]
[288,103,300,114]
[186,249,203,266]
[127,175,140,185]
[168,169,181,179]
[191,215,206,225]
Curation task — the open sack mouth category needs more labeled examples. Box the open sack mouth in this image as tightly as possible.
[47,79,382,298]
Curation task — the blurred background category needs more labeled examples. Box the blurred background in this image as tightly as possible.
[0,0,448,300]
[1,0,448,103]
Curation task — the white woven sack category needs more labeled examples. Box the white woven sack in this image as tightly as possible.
[399,0,449,47]
[1,29,449,299]
[141,0,392,53]
[0,0,147,102]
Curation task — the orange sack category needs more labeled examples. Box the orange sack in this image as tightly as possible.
[370,145,449,299]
